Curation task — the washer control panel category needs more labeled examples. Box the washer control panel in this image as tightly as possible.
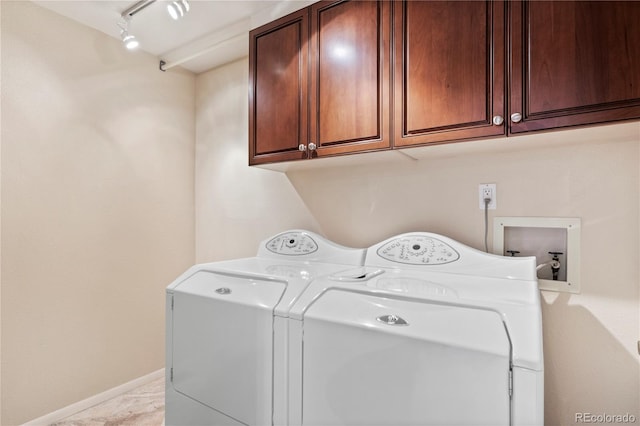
[377,235,460,265]
[265,232,319,256]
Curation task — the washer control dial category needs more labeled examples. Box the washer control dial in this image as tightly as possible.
[377,236,459,265]
[266,232,319,256]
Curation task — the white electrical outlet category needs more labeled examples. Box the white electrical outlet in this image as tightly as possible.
[479,183,497,209]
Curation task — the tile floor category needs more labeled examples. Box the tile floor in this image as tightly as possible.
[50,377,164,426]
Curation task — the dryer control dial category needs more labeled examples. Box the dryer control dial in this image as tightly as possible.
[377,236,459,265]
[266,232,319,256]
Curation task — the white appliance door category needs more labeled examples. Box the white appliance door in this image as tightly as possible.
[301,290,512,426]
[171,271,286,426]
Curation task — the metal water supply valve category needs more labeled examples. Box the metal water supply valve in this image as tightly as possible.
[548,251,563,281]
[536,251,563,280]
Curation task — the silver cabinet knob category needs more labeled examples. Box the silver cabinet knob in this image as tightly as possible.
[510,112,523,123]
[298,144,307,152]
[492,115,504,126]
[308,142,317,151]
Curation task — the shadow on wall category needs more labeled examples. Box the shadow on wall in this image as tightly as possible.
[542,293,639,425]
[284,157,486,249]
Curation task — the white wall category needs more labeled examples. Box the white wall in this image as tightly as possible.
[195,58,319,262]
[1,2,195,424]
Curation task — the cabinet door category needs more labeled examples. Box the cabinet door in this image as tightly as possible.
[509,1,640,134]
[249,9,309,165]
[394,1,506,148]
[309,0,391,157]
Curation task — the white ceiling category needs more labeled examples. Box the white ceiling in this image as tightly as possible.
[33,0,316,74]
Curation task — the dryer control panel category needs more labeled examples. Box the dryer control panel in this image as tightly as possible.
[377,235,460,265]
[266,231,319,256]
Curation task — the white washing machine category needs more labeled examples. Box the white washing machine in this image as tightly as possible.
[286,232,544,426]
[165,230,366,426]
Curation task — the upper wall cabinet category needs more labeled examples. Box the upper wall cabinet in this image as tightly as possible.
[250,0,640,166]
[393,1,506,148]
[309,1,391,158]
[249,0,391,165]
[509,1,640,133]
[249,9,309,165]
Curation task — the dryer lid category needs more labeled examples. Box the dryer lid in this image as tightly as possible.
[172,270,287,306]
[171,271,286,425]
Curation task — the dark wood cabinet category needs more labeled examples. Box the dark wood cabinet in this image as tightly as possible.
[394,0,640,143]
[509,0,640,134]
[249,9,309,165]
[310,0,391,157]
[250,0,640,166]
[393,1,506,147]
[249,0,390,165]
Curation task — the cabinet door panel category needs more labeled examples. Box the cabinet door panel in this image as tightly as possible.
[509,0,640,133]
[394,0,505,147]
[310,0,391,156]
[249,10,308,165]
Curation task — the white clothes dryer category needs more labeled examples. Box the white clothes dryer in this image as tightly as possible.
[286,232,544,426]
[165,230,365,426]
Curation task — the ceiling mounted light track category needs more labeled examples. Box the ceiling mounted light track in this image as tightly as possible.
[121,0,157,18]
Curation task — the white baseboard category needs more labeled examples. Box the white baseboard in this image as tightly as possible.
[22,368,165,426]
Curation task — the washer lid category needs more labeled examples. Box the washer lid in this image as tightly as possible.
[290,271,543,371]
[305,289,511,357]
[300,290,512,425]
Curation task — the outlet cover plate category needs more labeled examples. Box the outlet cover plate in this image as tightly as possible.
[479,183,497,209]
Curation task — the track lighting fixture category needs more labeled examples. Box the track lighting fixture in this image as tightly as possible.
[118,0,155,50]
[167,0,190,20]
[118,0,190,51]
[118,18,139,50]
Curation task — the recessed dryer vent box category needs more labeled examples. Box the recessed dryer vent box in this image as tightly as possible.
[493,217,581,293]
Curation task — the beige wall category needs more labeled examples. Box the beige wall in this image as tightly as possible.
[286,125,640,425]
[195,51,639,423]
[194,58,319,262]
[1,2,195,424]
[2,1,639,425]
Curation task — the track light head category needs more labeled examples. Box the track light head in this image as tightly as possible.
[167,0,190,20]
[121,31,139,50]
[118,17,139,50]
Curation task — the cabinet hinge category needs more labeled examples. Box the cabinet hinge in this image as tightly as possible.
[171,295,174,310]
[170,367,174,382]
